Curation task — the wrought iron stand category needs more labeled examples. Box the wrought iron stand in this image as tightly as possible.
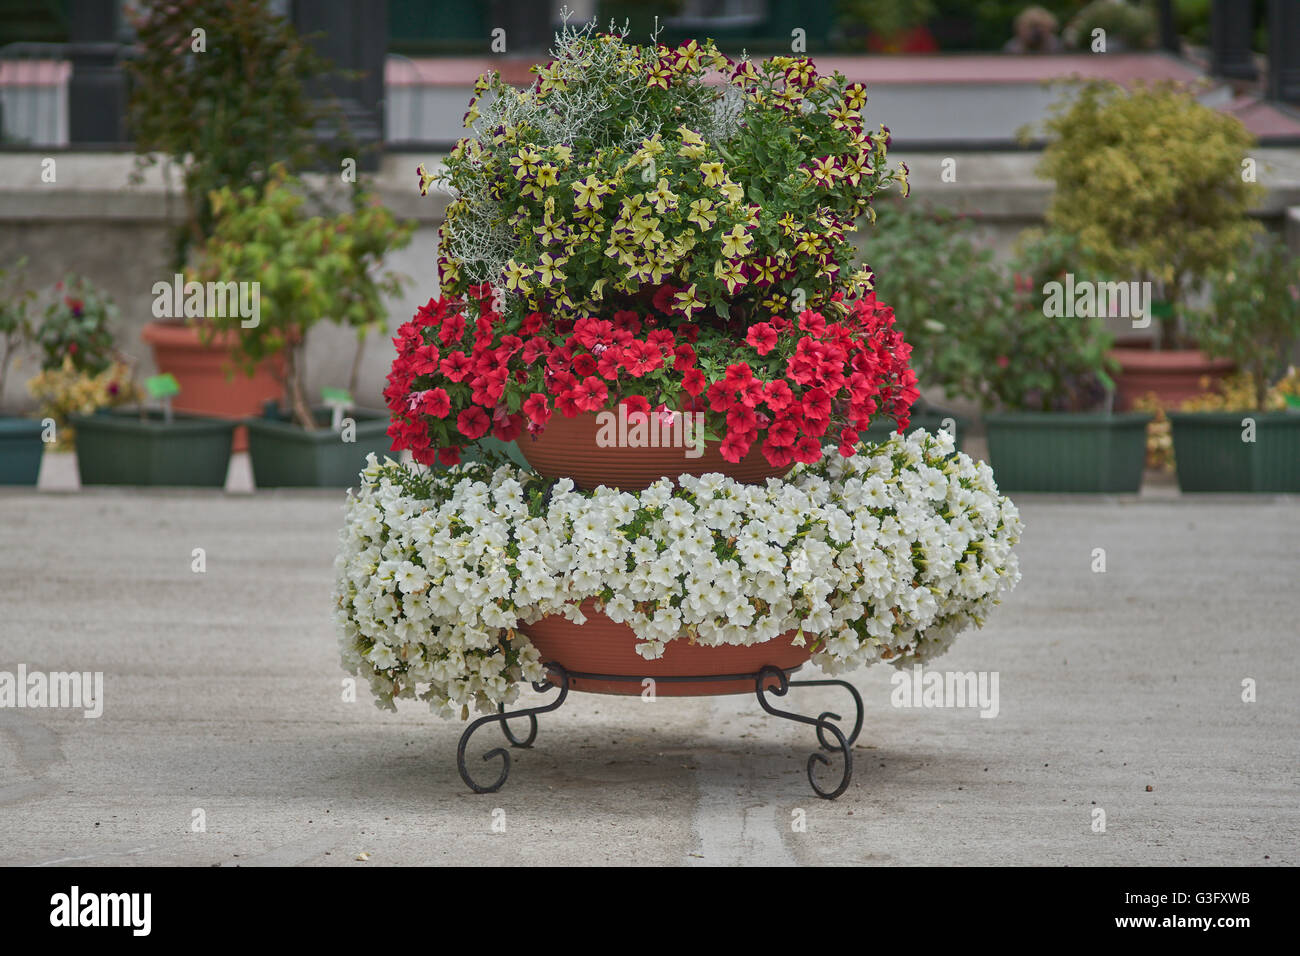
[455,663,864,799]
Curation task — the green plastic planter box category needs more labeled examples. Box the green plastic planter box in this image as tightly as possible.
[70,409,235,487]
[0,417,45,485]
[862,407,966,451]
[1169,411,1300,492]
[985,412,1152,493]
[245,407,393,488]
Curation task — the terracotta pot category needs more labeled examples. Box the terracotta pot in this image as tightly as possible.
[1108,346,1235,411]
[141,320,285,452]
[515,409,791,490]
[521,600,811,696]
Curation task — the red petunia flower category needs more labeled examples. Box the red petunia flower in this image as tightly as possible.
[746,322,778,355]
[439,350,472,382]
[419,387,451,419]
[523,393,552,425]
[682,367,706,397]
[793,436,823,464]
[573,376,608,413]
[719,430,753,464]
[438,314,466,345]
[456,407,490,440]
[492,412,524,442]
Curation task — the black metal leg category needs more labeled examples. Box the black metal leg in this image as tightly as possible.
[755,666,854,800]
[455,665,569,794]
[787,676,865,748]
[452,662,862,799]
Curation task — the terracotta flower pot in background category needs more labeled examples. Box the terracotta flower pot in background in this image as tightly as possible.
[141,320,285,452]
[521,599,812,696]
[1108,345,1235,411]
[515,409,791,491]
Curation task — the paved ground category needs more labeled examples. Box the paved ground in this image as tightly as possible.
[1,475,1296,866]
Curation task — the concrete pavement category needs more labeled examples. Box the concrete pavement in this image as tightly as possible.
[0,484,1296,866]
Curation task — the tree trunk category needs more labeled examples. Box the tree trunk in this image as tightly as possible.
[284,346,316,431]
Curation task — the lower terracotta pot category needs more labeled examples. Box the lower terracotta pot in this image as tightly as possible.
[521,600,811,696]
[515,409,791,491]
[141,320,285,452]
[1108,346,1234,411]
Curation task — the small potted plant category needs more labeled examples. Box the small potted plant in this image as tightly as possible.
[1036,80,1260,408]
[977,232,1152,493]
[195,168,413,487]
[1168,236,1300,492]
[127,0,353,446]
[24,277,140,461]
[0,261,43,485]
[30,277,234,487]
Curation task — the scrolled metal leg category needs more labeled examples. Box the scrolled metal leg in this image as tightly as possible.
[787,676,864,748]
[455,664,570,794]
[755,666,854,800]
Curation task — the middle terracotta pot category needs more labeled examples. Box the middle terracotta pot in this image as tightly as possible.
[515,409,790,490]
[521,599,811,696]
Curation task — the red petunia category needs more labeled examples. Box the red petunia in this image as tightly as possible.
[764,380,794,413]
[793,436,823,464]
[723,362,754,388]
[437,446,462,466]
[439,350,472,382]
[673,343,697,369]
[620,395,650,418]
[419,387,451,419]
[706,380,735,412]
[456,407,490,440]
[573,376,608,413]
[798,309,826,335]
[492,412,524,442]
[746,322,778,356]
[438,313,466,345]
[719,430,754,464]
[761,439,795,468]
[682,367,706,397]
[523,393,552,425]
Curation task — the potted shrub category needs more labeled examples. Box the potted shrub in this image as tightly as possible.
[71,369,239,488]
[127,0,353,447]
[194,168,412,487]
[1037,80,1260,408]
[24,277,140,458]
[397,25,918,490]
[976,232,1152,493]
[861,202,1014,449]
[1168,236,1300,492]
[0,261,42,485]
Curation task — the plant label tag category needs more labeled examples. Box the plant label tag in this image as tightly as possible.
[323,387,353,431]
[145,373,180,399]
